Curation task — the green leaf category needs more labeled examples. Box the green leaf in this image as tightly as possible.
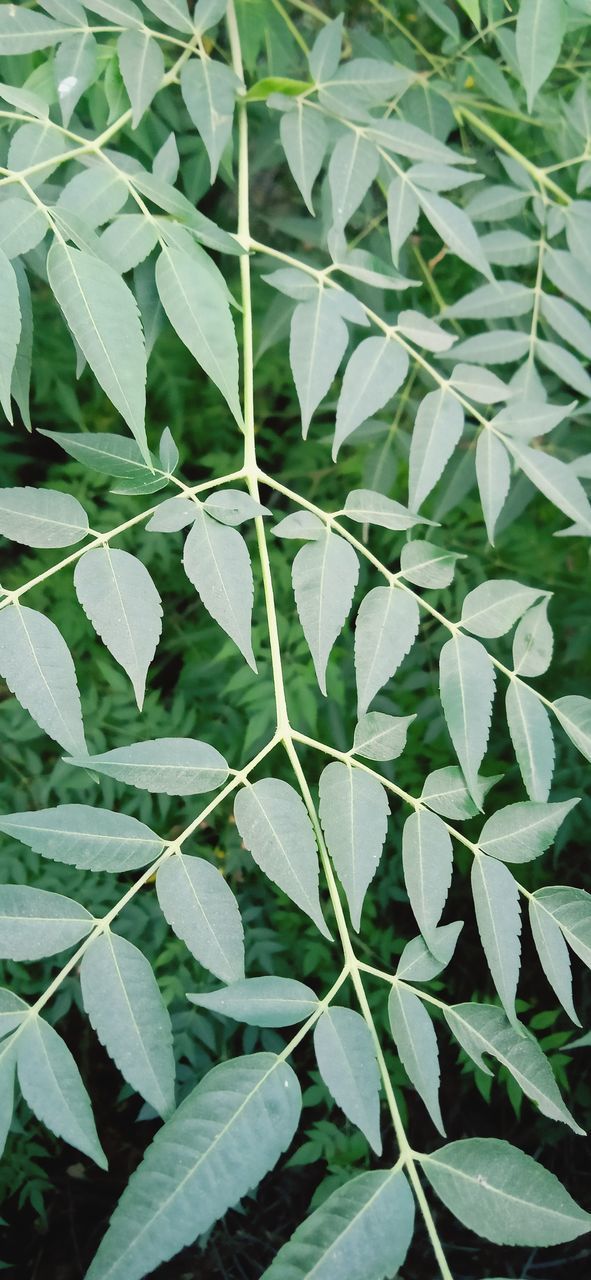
[308,14,343,82]
[396,309,455,353]
[41,429,156,478]
[279,104,328,215]
[319,762,389,932]
[314,1007,382,1154]
[292,529,359,696]
[512,600,553,676]
[85,1054,301,1280]
[246,76,312,102]
[397,922,463,981]
[0,885,93,961]
[506,681,554,802]
[188,977,317,1026]
[352,711,415,762]
[387,177,419,266]
[83,0,143,23]
[516,0,566,112]
[444,1002,583,1132]
[0,8,71,52]
[400,540,460,589]
[193,0,228,35]
[471,855,521,1023]
[203,489,270,526]
[67,737,229,795]
[273,511,324,540]
[147,496,200,532]
[388,985,444,1133]
[143,0,193,31]
[234,780,330,937]
[16,1017,107,1168]
[101,215,159,273]
[0,248,21,423]
[408,389,464,511]
[0,804,164,873]
[117,30,164,129]
[260,1167,414,1280]
[529,897,579,1025]
[81,931,175,1118]
[439,633,495,803]
[55,33,99,126]
[421,1138,590,1245]
[0,486,88,548]
[530,885,591,971]
[502,440,591,531]
[402,810,453,958]
[156,853,244,983]
[416,189,492,279]
[342,489,433,531]
[479,799,578,864]
[183,506,256,669]
[0,198,47,259]
[355,587,419,716]
[420,766,495,821]
[156,245,242,426]
[553,695,591,761]
[0,603,86,755]
[0,989,28,1039]
[475,431,511,544]
[181,59,240,182]
[446,281,533,321]
[328,133,379,234]
[47,242,148,464]
[289,292,349,437]
[460,580,546,639]
[74,548,162,709]
[333,337,408,458]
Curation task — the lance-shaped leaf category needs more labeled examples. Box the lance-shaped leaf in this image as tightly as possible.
[272,510,324,540]
[181,58,240,182]
[408,389,464,513]
[183,506,255,669]
[0,804,164,873]
[86,1053,300,1280]
[420,766,497,821]
[476,427,511,544]
[444,1002,583,1132]
[156,245,242,425]
[516,0,565,112]
[0,487,88,548]
[530,886,591,971]
[0,248,21,422]
[328,132,379,233]
[55,32,99,126]
[402,810,453,958]
[420,1138,590,1246]
[333,338,408,458]
[234,780,329,937]
[289,291,349,437]
[84,0,143,21]
[353,711,415,762]
[279,104,328,214]
[513,601,553,677]
[355,586,420,716]
[101,215,159,273]
[478,798,578,864]
[529,896,579,1025]
[143,0,193,29]
[319,763,389,931]
[67,738,229,795]
[188,977,318,1027]
[47,242,148,463]
[0,199,46,259]
[400,540,460,589]
[504,439,591,531]
[118,29,165,128]
[397,922,463,982]
[387,176,419,265]
[156,853,244,983]
[203,490,270,526]
[460,580,546,639]
[0,885,93,961]
[388,985,444,1133]
[292,529,359,696]
[16,1018,106,1168]
[553,695,591,762]
[439,633,495,803]
[471,856,521,1024]
[342,489,433,532]
[261,1167,414,1280]
[0,7,73,52]
[147,496,197,532]
[74,548,162,709]
[0,604,85,755]
[80,931,175,1119]
[11,260,33,430]
[416,189,492,279]
[314,1007,382,1154]
[42,429,157,479]
[506,681,554,802]
[57,168,128,230]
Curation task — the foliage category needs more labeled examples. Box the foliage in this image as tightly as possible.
[0,0,589,1276]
